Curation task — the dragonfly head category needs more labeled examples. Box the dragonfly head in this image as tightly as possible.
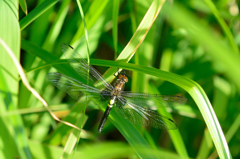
[118,74,128,83]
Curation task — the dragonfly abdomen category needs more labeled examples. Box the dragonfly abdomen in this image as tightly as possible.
[98,96,117,133]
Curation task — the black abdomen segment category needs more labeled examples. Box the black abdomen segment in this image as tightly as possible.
[98,106,112,133]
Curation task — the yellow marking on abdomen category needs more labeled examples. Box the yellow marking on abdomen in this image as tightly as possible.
[108,98,116,108]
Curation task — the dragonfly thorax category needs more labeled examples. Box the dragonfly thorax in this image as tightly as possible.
[111,74,128,97]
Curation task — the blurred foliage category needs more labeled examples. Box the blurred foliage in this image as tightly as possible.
[0,0,239,158]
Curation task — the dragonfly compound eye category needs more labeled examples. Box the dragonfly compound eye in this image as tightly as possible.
[118,74,128,83]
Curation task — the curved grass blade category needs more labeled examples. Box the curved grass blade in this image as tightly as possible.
[2,38,83,133]
[0,1,31,158]
[203,0,239,55]
[166,3,235,158]
[166,2,240,93]
[91,59,232,159]
[100,0,166,87]
[20,0,59,30]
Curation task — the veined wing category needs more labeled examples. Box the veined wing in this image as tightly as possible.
[114,97,177,130]
[120,91,187,108]
[47,72,111,100]
[61,44,113,91]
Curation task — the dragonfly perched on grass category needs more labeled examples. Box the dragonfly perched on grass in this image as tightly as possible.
[47,44,187,133]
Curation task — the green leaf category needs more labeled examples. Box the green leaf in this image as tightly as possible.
[20,0,59,30]
[71,0,111,43]
[112,0,120,59]
[61,114,88,159]
[203,0,239,55]
[42,0,71,52]
[163,2,233,158]
[19,0,28,15]
[0,1,31,158]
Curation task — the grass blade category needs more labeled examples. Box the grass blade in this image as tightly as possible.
[0,0,31,158]
[20,0,59,30]
[19,0,28,15]
[203,0,239,55]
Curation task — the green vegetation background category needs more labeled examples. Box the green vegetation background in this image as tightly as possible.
[0,0,239,158]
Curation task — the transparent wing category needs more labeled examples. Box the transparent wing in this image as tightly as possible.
[114,97,177,130]
[120,91,187,108]
[61,44,114,91]
[47,72,111,100]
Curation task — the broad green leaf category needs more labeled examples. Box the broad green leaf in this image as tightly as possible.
[0,0,31,158]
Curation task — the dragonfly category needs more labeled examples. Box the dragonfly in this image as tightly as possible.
[47,44,187,133]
